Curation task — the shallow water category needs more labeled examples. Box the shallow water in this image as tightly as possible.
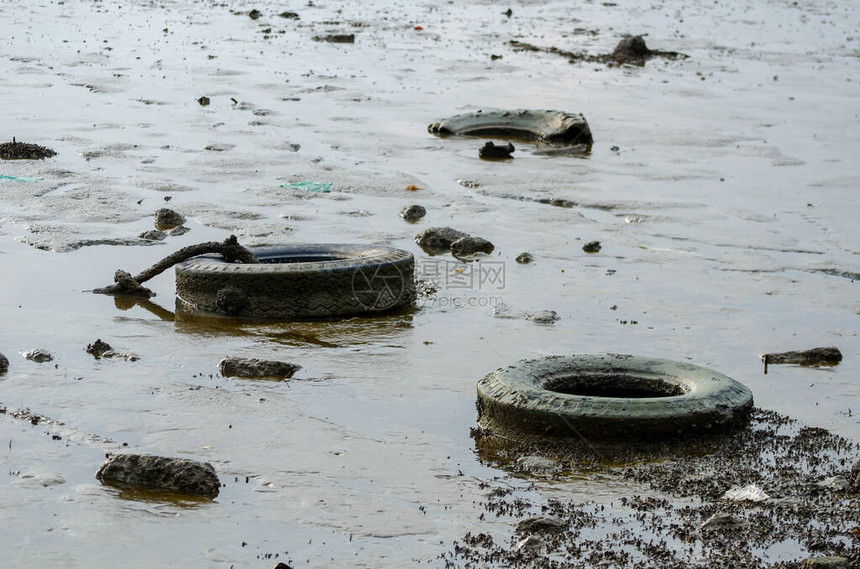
[1,0,858,567]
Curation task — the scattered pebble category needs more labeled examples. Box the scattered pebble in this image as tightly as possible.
[515,252,534,264]
[415,226,469,250]
[399,204,426,222]
[197,96,210,106]
[154,208,186,230]
[479,141,515,159]
[138,229,167,241]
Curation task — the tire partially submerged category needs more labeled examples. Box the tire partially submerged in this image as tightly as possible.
[428,109,593,148]
[175,244,415,319]
[477,354,753,441]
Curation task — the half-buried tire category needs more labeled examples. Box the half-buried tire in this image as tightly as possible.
[175,244,415,319]
[477,354,753,441]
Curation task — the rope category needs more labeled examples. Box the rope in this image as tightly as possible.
[92,235,258,298]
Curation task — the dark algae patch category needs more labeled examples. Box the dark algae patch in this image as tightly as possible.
[449,409,860,568]
[0,139,57,160]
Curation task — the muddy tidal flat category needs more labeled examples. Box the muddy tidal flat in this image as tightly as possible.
[1,0,858,567]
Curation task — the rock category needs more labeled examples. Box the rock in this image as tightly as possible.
[315,34,355,43]
[96,454,220,498]
[526,310,559,324]
[86,339,113,358]
[479,141,515,159]
[816,475,849,491]
[612,36,651,60]
[515,535,543,552]
[218,356,301,379]
[0,352,8,373]
[399,205,426,222]
[762,347,842,367]
[0,139,57,160]
[849,460,860,493]
[167,225,190,236]
[415,227,469,250]
[700,512,747,531]
[451,236,494,257]
[582,241,601,253]
[153,208,186,230]
[22,349,53,363]
[278,11,299,19]
[248,9,262,20]
[515,252,534,264]
[197,96,210,106]
[138,229,167,241]
[800,557,850,569]
[515,516,566,534]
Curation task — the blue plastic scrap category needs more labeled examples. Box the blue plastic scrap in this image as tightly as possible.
[0,175,43,182]
[281,181,333,193]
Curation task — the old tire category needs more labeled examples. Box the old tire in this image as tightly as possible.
[428,109,594,147]
[477,354,753,441]
[175,244,415,319]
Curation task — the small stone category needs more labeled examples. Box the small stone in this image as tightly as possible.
[96,454,220,498]
[451,236,494,257]
[515,252,534,264]
[86,339,113,359]
[278,11,299,19]
[415,227,469,250]
[154,208,186,230]
[527,310,559,324]
[515,516,566,534]
[582,241,601,253]
[479,141,515,159]
[218,356,301,379]
[398,205,426,222]
[0,352,8,373]
[22,349,53,363]
[197,96,210,106]
[138,229,167,241]
[248,9,262,20]
[800,557,850,569]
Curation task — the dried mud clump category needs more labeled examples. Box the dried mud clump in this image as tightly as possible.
[0,139,57,160]
[446,409,860,569]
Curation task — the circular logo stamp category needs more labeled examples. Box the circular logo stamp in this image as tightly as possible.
[351,263,406,311]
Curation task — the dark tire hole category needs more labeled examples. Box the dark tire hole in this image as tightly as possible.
[544,373,687,398]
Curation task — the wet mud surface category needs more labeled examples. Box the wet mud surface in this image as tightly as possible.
[0,0,858,567]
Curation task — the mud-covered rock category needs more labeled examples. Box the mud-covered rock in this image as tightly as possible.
[526,310,559,324]
[86,339,113,358]
[167,225,190,236]
[153,208,186,230]
[218,356,301,379]
[96,453,220,497]
[700,512,748,532]
[451,236,495,257]
[415,227,469,250]
[22,349,53,363]
[515,252,534,264]
[762,346,842,367]
[479,141,515,159]
[0,353,8,373]
[399,204,426,222]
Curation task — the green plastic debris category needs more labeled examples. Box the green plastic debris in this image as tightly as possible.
[281,181,333,193]
[0,175,43,182]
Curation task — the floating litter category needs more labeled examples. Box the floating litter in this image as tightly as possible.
[722,484,770,502]
[282,181,333,193]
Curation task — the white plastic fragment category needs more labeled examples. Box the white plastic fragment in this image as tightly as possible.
[722,483,770,502]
